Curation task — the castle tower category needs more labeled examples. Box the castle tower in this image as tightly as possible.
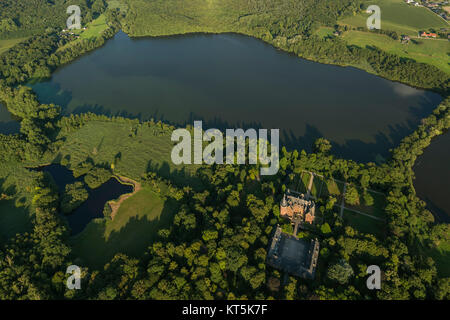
[281,193,287,207]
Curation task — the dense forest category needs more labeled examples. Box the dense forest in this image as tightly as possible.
[0,0,108,39]
[0,0,448,300]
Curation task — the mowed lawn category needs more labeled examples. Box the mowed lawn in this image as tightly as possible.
[70,186,177,269]
[315,176,345,203]
[339,0,449,73]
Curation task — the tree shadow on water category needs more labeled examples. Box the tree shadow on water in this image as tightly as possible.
[31,82,73,110]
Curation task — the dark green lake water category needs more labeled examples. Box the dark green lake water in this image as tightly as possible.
[29,31,442,162]
[413,132,450,221]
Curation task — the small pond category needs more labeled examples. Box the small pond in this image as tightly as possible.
[37,164,133,235]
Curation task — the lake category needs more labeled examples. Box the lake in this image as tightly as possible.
[29,31,442,163]
[37,164,133,235]
[413,132,450,222]
[3,31,446,220]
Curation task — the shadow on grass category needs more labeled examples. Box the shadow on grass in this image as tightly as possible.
[0,177,32,240]
[70,197,178,270]
[146,159,205,191]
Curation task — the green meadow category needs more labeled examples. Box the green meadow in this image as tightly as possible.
[107,0,128,12]
[339,0,449,74]
[343,209,385,238]
[341,31,450,74]
[70,185,177,269]
[344,186,387,219]
[340,0,448,33]
[57,14,109,52]
[0,199,32,240]
[50,120,199,183]
[79,14,109,40]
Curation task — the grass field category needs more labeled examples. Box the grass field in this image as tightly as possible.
[341,31,450,74]
[79,14,109,40]
[340,0,448,33]
[344,186,387,219]
[47,120,199,185]
[343,209,385,237]
[300,172,311,194]
[70,185,177,269]
[0,200,32,240]
[324,179,345,198]
[107,0,128,12]
[57,14,109,52]
[310,174,323,198]
[0,38,29,55]
[292,172,345,200]
[339,0,449,73]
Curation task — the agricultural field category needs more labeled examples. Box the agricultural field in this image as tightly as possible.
[341,30,450,74]
[341,0,448,34]
[339,0,449,73]
[70,185,177,269]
